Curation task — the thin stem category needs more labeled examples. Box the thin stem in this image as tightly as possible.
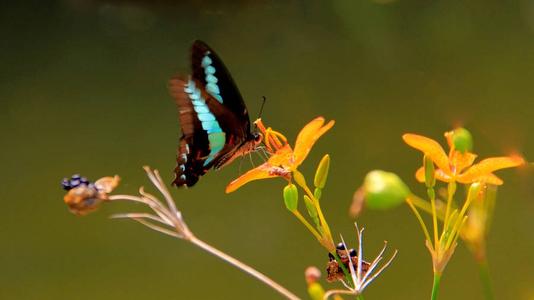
[428,187,439,248]
[443,181,457,232]
[189,236,300,300]
[332,251,353,287]
[478,259,494,300]
[431,272,441,300]
[293,210,323,242]
[323,289,354,299]
[407,194,433,215]
[405,197,432,246]
[300,182,333,244]
[356,295,365,300]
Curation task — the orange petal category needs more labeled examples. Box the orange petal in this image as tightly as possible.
[225,163,278,193]
[293,117,335,166]
[266,144,293,166]
[458,155,525,183]
[458,173,503,185]
[415,166,452,183]
[452,151,477,173]
[402,134,451,174]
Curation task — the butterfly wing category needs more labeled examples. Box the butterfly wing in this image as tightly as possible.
[190,40,251,136]
[170,40,253,187]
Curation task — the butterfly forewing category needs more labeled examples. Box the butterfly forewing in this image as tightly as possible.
[169,40,255,187]
[190,40,251,136]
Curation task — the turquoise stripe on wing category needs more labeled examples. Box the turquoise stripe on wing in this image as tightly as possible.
[184,79,226,166]
[204,132,226,166]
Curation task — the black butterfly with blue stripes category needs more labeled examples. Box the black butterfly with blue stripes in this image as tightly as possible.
[169,40,262,187]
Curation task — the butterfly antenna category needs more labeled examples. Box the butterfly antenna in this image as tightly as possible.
[254,96,267,130]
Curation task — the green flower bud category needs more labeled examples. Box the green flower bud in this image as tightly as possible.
[314,187,322,200]
[304,195,320,227]
[283,184,298,212]
[424,155,436,188]
[452,127,473,153]
[307,282,325,300]
[314,154,330,189]
[293,170,307,188]
[363,170,410,210]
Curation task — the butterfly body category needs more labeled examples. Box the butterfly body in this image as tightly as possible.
[169,40,261,187]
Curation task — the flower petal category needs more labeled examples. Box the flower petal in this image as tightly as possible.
[402,134,451,174]
[452,152,477,173]
[293,117,335,166]
[458,155,525,183]
[225,163,278,193]
[415,167,452,183]
[458,173,503,185]
[267,144,294,167]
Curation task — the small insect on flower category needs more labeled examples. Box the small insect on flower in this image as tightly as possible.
[326,242,371,283]
[62,174,120,216]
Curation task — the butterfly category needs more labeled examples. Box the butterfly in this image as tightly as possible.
[169,40,262,187]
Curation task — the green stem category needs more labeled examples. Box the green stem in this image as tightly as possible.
[356,294,365,300]
[405,197,432,245]
[300,182,333,245]
[443,181,457,232]
[332,252,352,288]
[478,259,494,300]
[292,210,323,242]
[431,272,441,300]
[427,187,439,248]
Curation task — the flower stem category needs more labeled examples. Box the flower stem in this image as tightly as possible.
[299,181,333,247]
[427,187,440,249]
[405,197,432,245]
[292,210,323,242]
[478,259,494,300]
[431,272,441,300]
[443,181,457,231]
[189,236,300,300]
[356,294,365,300]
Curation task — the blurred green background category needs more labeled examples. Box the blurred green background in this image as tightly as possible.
[1,0,533,299]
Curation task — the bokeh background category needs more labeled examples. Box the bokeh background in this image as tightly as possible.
[1,0,533,299]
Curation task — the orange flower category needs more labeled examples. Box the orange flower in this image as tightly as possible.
[225,117,335,193]
[403,131,524,185]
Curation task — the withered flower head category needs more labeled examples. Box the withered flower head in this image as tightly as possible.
[62,174,120,216]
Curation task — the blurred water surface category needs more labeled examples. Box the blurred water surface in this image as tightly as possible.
[1,1,533,299]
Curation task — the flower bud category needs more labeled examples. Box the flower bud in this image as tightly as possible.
[451,127,473,153]
[363,170,410,209]
[293,170,307,187]
[314,154,330,189]
[303,195,321,227]
[424,155,436,188]
[283,183,299,212]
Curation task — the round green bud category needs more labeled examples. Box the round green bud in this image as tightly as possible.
[283,183,299,212]
[452,127,473,153]
[363,170,410,210]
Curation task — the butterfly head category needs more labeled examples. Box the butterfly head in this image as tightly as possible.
[252,132,263,146]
